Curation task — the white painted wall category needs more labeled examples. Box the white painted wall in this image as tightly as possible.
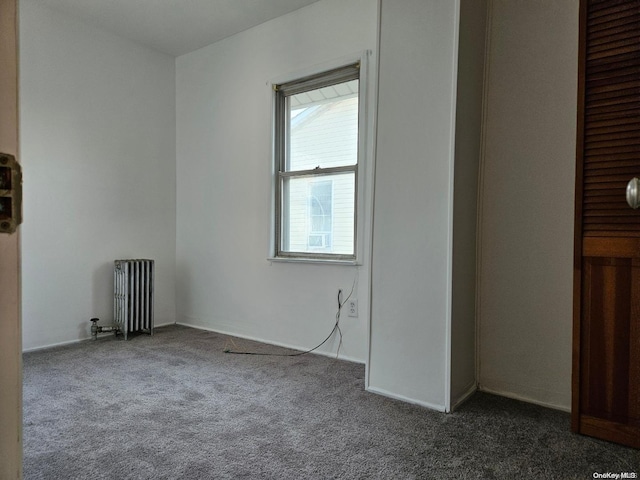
[20,0,177,350]
[478,0,579,410]
[175,0,377,362]
[16,0,581,416]
[369,0,460,410]
[450,0,487,408]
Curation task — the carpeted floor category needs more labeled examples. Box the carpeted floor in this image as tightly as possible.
[22,325,639,479]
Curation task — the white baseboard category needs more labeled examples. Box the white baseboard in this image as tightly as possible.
[365,385,447,413]
[478,385,571,413]
[23,321,176,353]
[176,321,365,365]
[23,337,87,353]
[450,383,477,412]
[153,321,177,329]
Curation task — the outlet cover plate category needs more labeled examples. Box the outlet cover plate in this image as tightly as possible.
[348,299,358,317]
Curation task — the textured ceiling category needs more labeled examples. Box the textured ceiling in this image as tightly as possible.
[31,0,323,57]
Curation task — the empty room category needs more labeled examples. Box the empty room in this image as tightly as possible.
[1,0,639,478]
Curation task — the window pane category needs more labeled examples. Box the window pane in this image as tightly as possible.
[281,172,355,255]
[287,79,358,172]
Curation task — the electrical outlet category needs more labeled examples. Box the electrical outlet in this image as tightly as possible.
[347,299,358,317]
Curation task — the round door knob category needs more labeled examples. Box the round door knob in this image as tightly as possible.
[626,177,640,209]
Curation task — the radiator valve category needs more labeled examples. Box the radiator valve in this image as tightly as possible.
[90,318,120,341]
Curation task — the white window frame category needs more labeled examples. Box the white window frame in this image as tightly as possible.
[271,58,368,264]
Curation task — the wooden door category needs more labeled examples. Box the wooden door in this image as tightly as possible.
[573,0,640,449]
[0,0,23,476]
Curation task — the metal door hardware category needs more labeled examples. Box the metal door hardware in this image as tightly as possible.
[626,177,640,210]
[0,153,22,234]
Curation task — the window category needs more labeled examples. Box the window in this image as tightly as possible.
[308,180,333,251]
[274,63,360,261]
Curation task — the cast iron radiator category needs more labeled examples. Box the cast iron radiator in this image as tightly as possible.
[114,259,154,340]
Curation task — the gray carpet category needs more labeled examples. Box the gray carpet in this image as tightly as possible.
[23,325,639,479]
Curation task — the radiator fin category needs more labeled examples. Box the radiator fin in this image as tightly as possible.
[114,259,154,340]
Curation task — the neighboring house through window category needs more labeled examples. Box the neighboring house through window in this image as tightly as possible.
[308,180,333,251]
[273,62,360,261]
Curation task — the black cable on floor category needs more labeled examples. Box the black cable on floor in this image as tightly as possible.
[224,282,354,358]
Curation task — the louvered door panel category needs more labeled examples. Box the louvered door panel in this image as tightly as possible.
[573,0,640,449]
[582,1,640,235]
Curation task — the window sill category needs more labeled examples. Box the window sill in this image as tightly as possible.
[267,256,360,266]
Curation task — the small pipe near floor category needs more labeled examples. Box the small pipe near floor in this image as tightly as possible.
[90,318,121,341]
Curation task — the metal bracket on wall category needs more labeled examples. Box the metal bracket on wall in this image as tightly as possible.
[0,153,22,234]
